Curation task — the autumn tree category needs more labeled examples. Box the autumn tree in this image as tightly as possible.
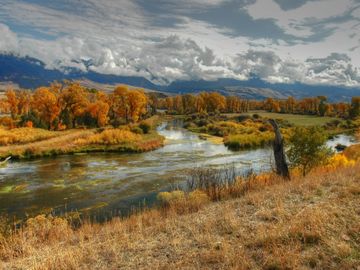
[110,85,148,123]
[349,97,360,119]
[60,83,89,128]
[32,87,61,129]
[5,89,19,119]
[111,85,130,123]
[127,89,148,122]
[182,94,197,114]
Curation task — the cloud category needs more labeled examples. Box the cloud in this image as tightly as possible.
[232,50,360,86]
[244,0,356,38]
[305,53,360,86]
[0,23,18,51]
[0,0,359,87]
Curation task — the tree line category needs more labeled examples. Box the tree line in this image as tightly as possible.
[0,82,155,130]
[1,83,360,130]
[158,94,360,118]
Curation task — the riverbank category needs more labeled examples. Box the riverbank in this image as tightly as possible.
[0,117,165,160]
[183,112,357,150]
[1,155,359,269]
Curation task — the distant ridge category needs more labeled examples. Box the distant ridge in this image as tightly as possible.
[1,54,360,102]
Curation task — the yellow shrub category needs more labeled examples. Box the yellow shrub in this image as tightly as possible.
[157,190,186,205]
[326,154,355,169]
[82,129,141,145]
[188,190,209,206]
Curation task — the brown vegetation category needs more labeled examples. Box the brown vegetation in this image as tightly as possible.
[0,155,359,269]
[0,117,164,159]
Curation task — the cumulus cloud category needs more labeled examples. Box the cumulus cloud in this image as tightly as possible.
[305,53,360,86]
[231,50,360,86]
[245,0,356,38]
[0,0,359,87]
[0,23,19,52]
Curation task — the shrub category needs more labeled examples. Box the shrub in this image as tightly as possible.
[237,115,251,122]
[188,190,209,206]
[287,127,333,176]
[139,122,151,134]
[224,132,273,150]
[80,129,141,146]
[326,154,355,169]
[131,126,143,134]
[157,190,186,206]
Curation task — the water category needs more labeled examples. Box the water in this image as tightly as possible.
[0,122,356,219]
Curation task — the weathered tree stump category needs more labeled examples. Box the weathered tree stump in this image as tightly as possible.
[269,119,290,180]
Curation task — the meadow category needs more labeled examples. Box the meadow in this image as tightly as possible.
[242,110,344,126]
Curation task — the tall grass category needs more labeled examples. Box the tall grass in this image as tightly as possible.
[0,127,64,146]
[0,127,164,159]
[0,156,358,269]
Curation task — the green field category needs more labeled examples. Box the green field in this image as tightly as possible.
[242,110,341,126]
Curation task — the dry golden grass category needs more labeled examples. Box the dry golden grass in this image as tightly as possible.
[0,127,164,159]
[0,127,66,146]
[0,161,359,269]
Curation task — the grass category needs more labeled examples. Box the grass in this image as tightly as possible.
[0,117,165,160]
[184,112,353,151]
[0,127,68,146]
[242,110,343,127]
[0,157,359,269]
[185,116,291,150]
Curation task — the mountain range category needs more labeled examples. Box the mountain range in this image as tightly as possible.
[1,54,360,102]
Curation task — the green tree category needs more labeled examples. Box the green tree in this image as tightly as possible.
[287,127,332,176]
[317,96,328,116]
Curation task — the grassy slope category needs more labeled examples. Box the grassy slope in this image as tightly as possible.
[1,164,359,269]
[243,110,342,126]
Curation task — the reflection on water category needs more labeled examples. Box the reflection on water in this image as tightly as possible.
[0,122,356,219]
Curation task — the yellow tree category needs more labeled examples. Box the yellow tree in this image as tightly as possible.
[87,100,110,127]
[111,85,130,123]
[32,87,60,129]
[127,89,148,122]
[5,89,19,119]
[195,95,206,113]
[60,83,89,127]
[17,90,32,116]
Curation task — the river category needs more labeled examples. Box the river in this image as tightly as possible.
[0,122,356,219]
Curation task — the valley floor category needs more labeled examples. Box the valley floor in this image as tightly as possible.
[1,162,359,269]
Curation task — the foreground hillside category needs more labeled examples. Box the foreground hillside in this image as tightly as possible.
[1,161,359,269]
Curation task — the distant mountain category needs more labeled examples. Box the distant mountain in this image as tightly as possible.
[0,54,158,90]
[166,77,360,102]
[1,54,360,102]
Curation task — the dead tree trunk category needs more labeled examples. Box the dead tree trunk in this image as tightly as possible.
[269,119,290,180]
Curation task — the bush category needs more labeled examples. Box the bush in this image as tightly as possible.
[157,190,186,205]
[287,127,333,176]
[79,129,141,145]
[139,122,151,134]
[131,126,143,134]
[237,115,251,122]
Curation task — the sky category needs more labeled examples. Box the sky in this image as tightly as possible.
[0,0,359,86]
